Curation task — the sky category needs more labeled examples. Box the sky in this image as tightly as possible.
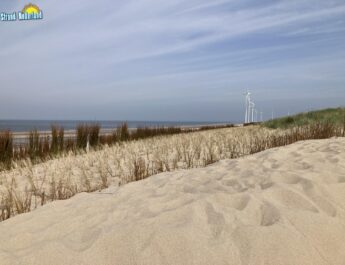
[0,0,344,122]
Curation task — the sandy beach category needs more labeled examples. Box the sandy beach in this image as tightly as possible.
[0,137,344,265]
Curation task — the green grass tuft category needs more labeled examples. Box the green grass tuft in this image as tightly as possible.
[263,107,345,129]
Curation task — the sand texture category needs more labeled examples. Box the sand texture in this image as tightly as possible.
[0,138,345,265]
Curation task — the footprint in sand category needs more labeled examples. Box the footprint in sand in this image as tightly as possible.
[222,179,248,193]
[305,193,337,217]
[240,169,254,178]
[271,188,319,213]
[260,202,281,226]
[259,181,274,190]
[205,202,225,238]
[271,163,280,169]
[229,195,251,211]
[337,176,345,183]
[274,174,305,185]
[327,157,339,163]
[291,151,302,157]
[297,161,313,170]
[297,179,338,217]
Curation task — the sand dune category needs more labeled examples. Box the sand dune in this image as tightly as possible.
[1,138,345,265]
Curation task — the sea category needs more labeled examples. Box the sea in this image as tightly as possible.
[0,120,230,133]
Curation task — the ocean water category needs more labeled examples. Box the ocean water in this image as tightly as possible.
[0,120,229,133]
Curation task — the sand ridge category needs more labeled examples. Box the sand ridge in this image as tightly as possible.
[0,138,345,265]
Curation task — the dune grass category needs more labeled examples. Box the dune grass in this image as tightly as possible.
[0,120,344,221]
[0,131,13,170]
[0,123,234,171]
[264,107,345,129]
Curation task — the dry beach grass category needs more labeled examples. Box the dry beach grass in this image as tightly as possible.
[0,122,343,221]
[0,126,256,220]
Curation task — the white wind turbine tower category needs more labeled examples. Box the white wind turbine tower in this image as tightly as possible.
[255,109,258,122]
[243,91,251,123]
[250,101,255,123]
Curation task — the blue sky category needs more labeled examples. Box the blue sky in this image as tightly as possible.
[0,0,344,122]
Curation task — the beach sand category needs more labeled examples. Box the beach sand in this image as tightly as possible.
[0,137,344,265]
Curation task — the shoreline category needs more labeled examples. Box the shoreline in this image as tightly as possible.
[10,123,243,145]
[0,120,238,133]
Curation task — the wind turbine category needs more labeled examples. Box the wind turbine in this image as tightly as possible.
[260,111,263,122]
[255,109,258,122]
[243,91,251,123]
[250,101,255,123]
